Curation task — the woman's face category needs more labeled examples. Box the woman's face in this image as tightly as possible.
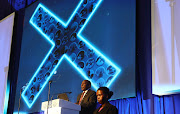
[96,90,108,104]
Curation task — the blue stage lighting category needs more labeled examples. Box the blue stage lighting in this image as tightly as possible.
[22,0,121,108]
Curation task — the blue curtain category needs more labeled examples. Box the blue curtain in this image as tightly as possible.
[109,92,151,114]
[108,92,180,114]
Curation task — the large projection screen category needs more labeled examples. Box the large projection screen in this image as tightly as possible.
[14,0,136,113]
[152,0,180,95]
[0,12,15,114]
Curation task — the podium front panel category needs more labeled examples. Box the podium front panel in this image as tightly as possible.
[44,107,79,114]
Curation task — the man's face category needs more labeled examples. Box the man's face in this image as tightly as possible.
[81,80,90,91]
[96,90,107,104]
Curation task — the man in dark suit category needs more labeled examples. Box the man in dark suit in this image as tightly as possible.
[76,80,97,114]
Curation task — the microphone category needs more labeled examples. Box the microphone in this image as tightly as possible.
[53,92,72,95]
[49,80,53,84]
[50,92,72,101]
[21,82,29,92]
[66,92,72,94]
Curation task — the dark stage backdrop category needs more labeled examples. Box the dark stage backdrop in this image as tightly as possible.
[13,0,136,113]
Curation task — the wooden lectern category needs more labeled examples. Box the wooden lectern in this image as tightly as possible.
[41,99,81,114]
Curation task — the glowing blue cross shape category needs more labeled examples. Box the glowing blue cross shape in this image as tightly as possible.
[22,0,121,108]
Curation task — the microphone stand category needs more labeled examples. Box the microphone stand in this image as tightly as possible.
[46,74,61,114]
[47,81,52,114]
[18,84,27,114]
[18,89,22,114]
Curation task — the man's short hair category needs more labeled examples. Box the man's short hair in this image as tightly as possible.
[84,80,91,87]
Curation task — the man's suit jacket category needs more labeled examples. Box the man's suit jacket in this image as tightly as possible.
[76,90,97,114]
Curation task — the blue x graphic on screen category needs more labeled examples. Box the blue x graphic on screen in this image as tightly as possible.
[22,0,121,108]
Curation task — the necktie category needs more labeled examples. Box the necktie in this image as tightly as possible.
[78,91,85,105]
[98,107,104,112]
